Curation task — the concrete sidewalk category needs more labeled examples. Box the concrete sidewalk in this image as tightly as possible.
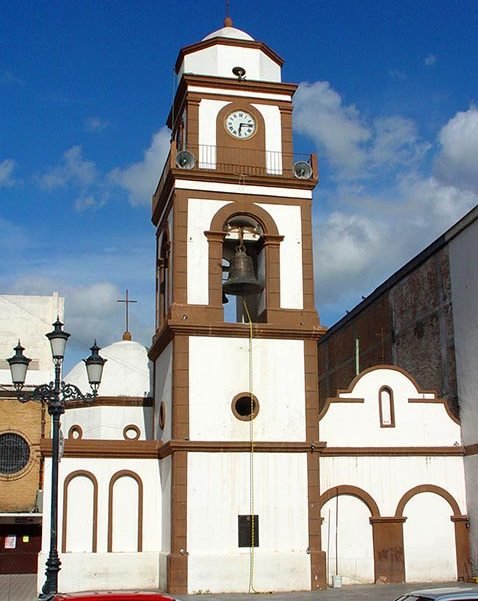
[2,574,476,601]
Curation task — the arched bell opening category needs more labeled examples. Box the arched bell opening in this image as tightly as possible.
[222,215,265,323]
[156,228,171,330]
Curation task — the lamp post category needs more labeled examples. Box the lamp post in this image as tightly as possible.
[7,318,106,601]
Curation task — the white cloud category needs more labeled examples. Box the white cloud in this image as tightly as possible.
[315,175,478,323]
[424,54,437,66]
[84,116,110,132]
[294,82,429,179]
[433,106,478,193]
[370,116,430,170]
[109,127,170,206]
[0,159,17,187]
[294,81,370,175]
[39,146,98,190]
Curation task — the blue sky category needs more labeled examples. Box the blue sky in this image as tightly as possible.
[2,0,478,370]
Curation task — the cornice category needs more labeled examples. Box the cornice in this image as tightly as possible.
[174,38,285,74]
[65,396,153,409]
[40,438,463,460]
[149,317,327,361]
[152,163,318,224]
[41,439,161,458]
[159,440,326,458]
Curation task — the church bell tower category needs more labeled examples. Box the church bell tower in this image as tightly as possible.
[150,18,326,593]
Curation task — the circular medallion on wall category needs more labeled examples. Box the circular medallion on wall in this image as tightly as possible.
[123,425,141,441]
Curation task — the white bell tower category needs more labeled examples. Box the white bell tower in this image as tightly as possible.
[150,18,326,594]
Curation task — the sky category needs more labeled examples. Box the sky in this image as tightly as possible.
[1,0,478,372]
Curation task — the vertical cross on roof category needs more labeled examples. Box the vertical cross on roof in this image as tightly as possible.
[117,289,137,341]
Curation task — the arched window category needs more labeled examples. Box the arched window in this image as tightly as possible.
[379,386,395,428]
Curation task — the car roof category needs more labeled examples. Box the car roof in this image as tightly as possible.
[400,587,478,601]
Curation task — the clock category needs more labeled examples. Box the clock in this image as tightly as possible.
[225,110,256,139]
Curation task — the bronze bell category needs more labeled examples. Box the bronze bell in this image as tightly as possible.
[223,245,264,296]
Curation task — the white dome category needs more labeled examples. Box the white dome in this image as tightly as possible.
[202,26,254,42]
[66,339,152,398]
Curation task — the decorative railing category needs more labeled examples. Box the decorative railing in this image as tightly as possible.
[152,142,317,210]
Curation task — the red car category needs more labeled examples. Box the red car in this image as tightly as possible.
[54,593,176,601]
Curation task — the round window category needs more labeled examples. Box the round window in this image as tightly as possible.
[232,393,259,421]
[0,432,31,475]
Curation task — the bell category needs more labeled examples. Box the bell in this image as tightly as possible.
[223,246,264,296]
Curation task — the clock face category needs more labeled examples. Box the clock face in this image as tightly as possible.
[225,110,256,139]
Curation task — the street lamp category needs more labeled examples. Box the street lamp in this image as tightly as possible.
[7,318,106,601]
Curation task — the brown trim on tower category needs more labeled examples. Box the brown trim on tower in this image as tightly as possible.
[216,102,266,159]
[304,339,325,589]
[168,335,189,592]
[108,470,143,552]
[172,336,189,440]
[167,450,188,593]
[204,229,227,307]
[62,470,98,553]
[300,203,316,313]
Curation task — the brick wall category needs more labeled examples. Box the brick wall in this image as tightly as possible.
[0,397,47,512]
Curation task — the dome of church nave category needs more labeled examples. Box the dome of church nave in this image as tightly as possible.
[65,338,152,398]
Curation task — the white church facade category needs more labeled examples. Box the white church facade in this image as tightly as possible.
[37,20,470,594]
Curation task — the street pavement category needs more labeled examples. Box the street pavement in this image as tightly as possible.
[2,574,477,601]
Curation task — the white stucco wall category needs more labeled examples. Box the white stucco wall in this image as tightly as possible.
[187,198,229,305]
[187,452,310,593]
[189,336,305,441]
[198,99,229,161]
[258,203,303,309]
[320,367,461,447]
[61,405,153,440]
[449,216,478,570]
[180,45,281,82]
[154,341,173,440]
[41,456,162,592]
[320,366,466,584]
[321,495,374,585]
